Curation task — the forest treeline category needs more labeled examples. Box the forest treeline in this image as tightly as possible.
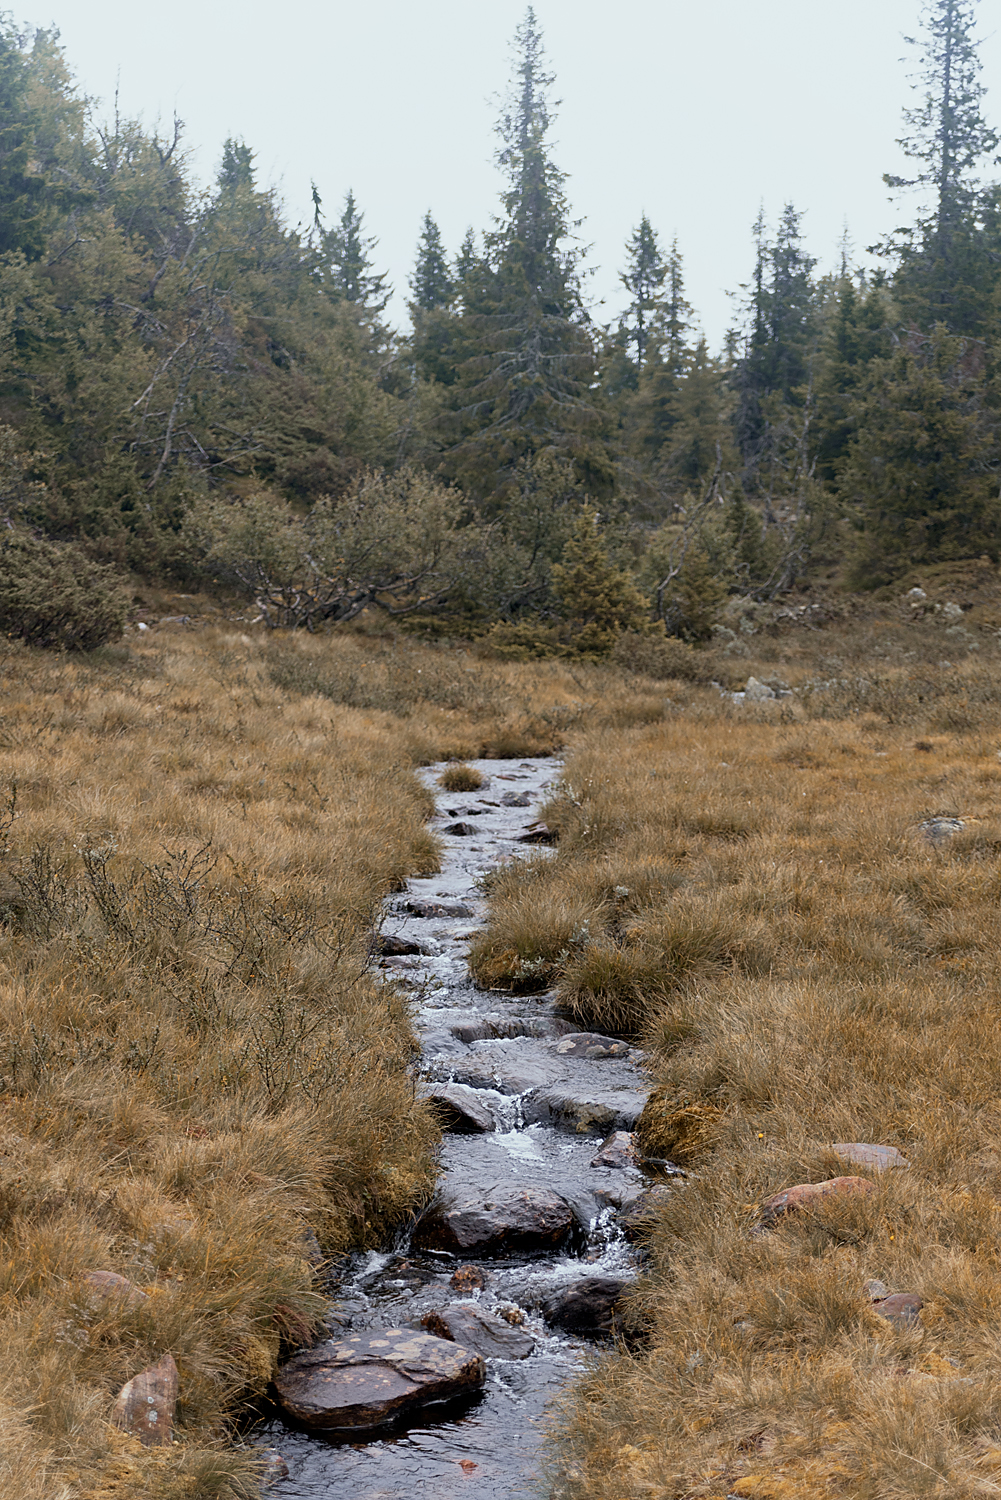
[0,0,999,650]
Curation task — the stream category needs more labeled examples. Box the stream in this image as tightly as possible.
[256,756,664,1498]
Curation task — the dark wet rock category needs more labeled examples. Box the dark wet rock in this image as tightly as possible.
[450,1264,487,1292]
[413,1182,573,1256]
[450,1016,573,1044]
[872,1291,923,1327]
[501,792,532,807]
[831,1142,910,1172]
[443,821,478,837]
[555,1032,631,1060]
[405,899,475,918]
[372,933,427,957]
[517,821,557,844]
[521,1086,648,1135]
[756,1175,874,1228]
[592,1180,648,1213]
[619,1185,674,1240]
[541,1276,630,1336]
[111,1353,178,1446]
[274,1329,485,1432]
[421,1084,496,1134]
[81,1269,148,1309]
[921,816,964,845]
[421,1303,534,1360]
[590,1130,638,1169]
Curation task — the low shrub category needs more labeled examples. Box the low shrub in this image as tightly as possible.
[0,530,127,650]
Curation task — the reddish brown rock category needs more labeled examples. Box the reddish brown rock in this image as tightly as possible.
[274,1329,485,1432]
[110,1353,178,1446]
[757,1176,874,1228]
[872,1292,923,1327]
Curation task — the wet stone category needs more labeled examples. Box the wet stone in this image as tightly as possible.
[439,1053,554,1095]
[555,1032,631,1060]
[831,1142,910,1172]
[273,1329,485,1433]
[371,933,427,957]
[450,1264,486,1292]
[450,1016,572,1044]
[619,1185,674,1240]
[443,821,478,837]
[111,1353,178,1447]
[541,1276,630,1336]
[421,1303,534,1360]
[420,1084,496,1134]
[517,821,557,844]
[500,791,532,807]
[404,899,475,919]
[521,1086,648,1135]
[590,1130,638,1169]
[413,1182,574,1256]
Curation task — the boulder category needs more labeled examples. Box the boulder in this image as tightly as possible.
[405,899,475,919]
[501,792,532,807]
[541,1276,630,1336]
[274,1329,484,1432]
[756,1175,874,1228]
[414,1182,573,1256]
[522,1086,648,1135]
[81,1270,148,1310]
[421,1303,534,1360]
[872,1291,923,1328]
[555,1032,631,1060]
[744,677,776,701]
[590,1131,637,1170]
[372,933,427,957]
[421,1084,496,1134]
[831,1142,910,1172]
[111,1353,178,1447]
[443,821,478,837]
[442,1054,554,1095]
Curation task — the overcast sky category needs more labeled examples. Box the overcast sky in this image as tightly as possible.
[32,0,1001,347]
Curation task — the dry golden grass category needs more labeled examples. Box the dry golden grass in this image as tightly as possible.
[438,764,485,792]
[463,636,1001,1498]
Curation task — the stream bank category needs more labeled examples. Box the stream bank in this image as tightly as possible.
[256,756,672,1497]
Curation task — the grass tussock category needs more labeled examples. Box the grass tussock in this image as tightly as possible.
[462,637,1001,1498]
[437,763,485,792]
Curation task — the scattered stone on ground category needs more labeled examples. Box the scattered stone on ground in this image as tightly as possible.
[111,1353,178,1447]
[420,1083,496,1133]
[372,933,427,957]
[920,816,965,845]
[274,1329,485,1432]
[872,1292,923,1327]
[831,1142,910,1171]
[555,1032,632,1059]
[865,1279,891,1300]
[81,1269,148,1309]
[541,1276,630,1336]
[450,1263,487,1292]
[421,1303,534,1359]
[756,1175,875,1228]
[414,1182,574,1255]
[500,791,532,807]
[590,1131,638,1169]
[744,676,776,701]
[450,1016,572,1043]
[443,821,478,837]
[522,1086,648,1134]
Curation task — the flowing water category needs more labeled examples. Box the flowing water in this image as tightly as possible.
[256,756,662,1498]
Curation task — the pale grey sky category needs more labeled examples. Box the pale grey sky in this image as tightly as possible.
[32,0,1001,346]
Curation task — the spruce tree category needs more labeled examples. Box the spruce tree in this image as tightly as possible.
[317,189,390,311]
[619,215,666,368]
[410,211,453,311]
[218,138,255,194]
[551,506,650,655]
[655,237,693,377]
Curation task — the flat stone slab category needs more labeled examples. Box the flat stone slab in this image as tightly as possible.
[421,1303,534,1360]
[111,1353,178,1447]
[831,1142,910,1172]
[521,1086,648,1135]
[273,1329,485,1432]
[438,1054,555,1094]
[420,1084,496,1133]
[414,1182,573,1255]
[554,1032,631,1060]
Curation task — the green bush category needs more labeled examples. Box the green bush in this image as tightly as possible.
[611,629,717,682]
[0,530,127,650]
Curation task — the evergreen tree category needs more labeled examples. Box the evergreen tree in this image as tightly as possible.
[619,215,666,368]
[317,189,390,311]
[410,211,453,311]
[551,505,650,654]
[454,227,479,283]
[883,1,1000,332]
[655,237,693,377]
[218,138,255,193]
[442,8,609,506]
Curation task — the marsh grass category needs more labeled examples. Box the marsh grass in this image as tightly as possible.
[461,635,1001,1498]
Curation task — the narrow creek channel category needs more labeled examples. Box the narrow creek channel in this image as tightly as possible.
[257,755,669,1498]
